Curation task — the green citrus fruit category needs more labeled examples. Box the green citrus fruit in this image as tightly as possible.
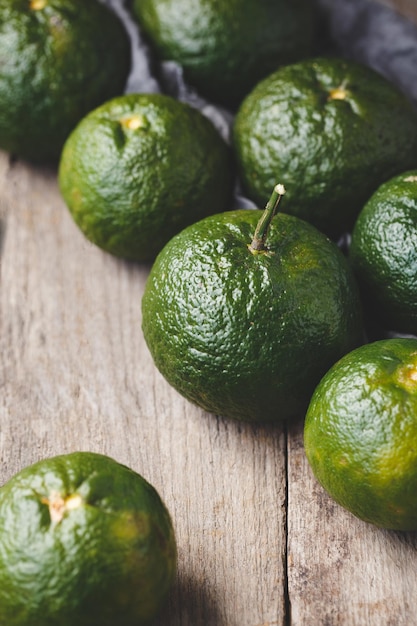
[349,170,417,335]
[58,92,234,262]
[0,451,177,625]
[233,57,417,237]
[131,0,315,109]
[142,186,363,423]
[304,338,417,530]
[0,0,131,162]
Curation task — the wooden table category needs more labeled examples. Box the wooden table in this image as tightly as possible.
[1,1,417,624]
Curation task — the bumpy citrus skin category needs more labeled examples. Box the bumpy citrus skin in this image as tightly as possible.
[0,452,177,626]
[58,93,234,262]
[304,339,417,530]
[131,0,315,109]
[142,209,363,423]
[350,171,417,335]
[0,0,131,162]
[233,57,417,237]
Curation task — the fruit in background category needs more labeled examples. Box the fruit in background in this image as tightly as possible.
[0,451,177,626]
[233,57,417,238]
[304,338,417,530]
[142,185,363,423]
[350,171,417,336]
[0,0,131,162]
[58,93,234,262]
[131,0,315,110]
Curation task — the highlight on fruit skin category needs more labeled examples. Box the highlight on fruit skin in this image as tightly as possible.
[0,451,177,626]
[141,184,364,424]
[131,0,316,109]
[0,0,132,162]
[350,170,417,335]
[233,56,417,238]
[58,92,234,262]
[304,338,417,531]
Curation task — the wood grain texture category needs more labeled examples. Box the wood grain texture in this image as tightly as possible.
[0,152,287,626]
[4,144,417,626]
[284,7,417,623]
[1,1,417,624]
[287,423,417,626]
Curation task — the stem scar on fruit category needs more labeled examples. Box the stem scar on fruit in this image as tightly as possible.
[120,114,147,130]
[41,491,83,524]
[248,183,286,255]
[396,359,417,390]
[30,0,47,10]
[328,78,349,101]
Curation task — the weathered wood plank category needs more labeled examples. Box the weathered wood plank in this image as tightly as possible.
[286,4,417,622]
[0,152,287,626]
[0,2,416,624]
[287,422,417,626]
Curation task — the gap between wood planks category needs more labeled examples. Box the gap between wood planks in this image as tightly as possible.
[283,422,291,626]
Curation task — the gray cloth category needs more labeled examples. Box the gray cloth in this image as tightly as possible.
[102,0,417,336]
[102,0,417,209]
[104,0,417,116]
[316,0,417,106]
[108,0,417,207]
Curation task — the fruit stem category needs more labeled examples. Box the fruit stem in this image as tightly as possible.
[249,184,286,252]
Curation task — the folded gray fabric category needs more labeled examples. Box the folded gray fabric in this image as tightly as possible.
[102,0,417,208]
[105,0,417,109]
[317,0,417,106]
[101,0,417,337]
